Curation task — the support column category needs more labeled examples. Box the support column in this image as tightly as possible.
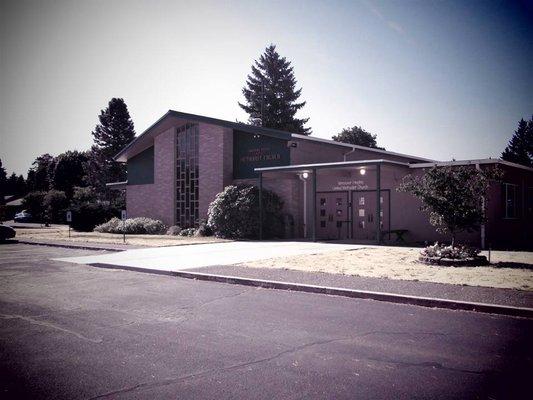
[376,163,381,244]
[258,173,263,240]
[311,168,317,242]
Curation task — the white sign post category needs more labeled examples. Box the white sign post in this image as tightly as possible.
[121,210,127,243]
[66,211,72,238]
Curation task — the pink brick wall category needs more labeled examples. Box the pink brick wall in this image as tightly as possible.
[198,123,233,220]
[291,139,347,164]
[126,127,176,226]
[291,137,428,165]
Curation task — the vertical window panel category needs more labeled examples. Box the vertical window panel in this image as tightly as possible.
[176,123,199,227]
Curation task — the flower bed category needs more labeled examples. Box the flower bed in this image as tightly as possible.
[418,243,488,266]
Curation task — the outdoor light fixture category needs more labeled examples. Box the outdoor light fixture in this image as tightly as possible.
[360,168,366,175]
[302,172,309,179]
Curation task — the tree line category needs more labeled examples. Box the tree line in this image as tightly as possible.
[0,98,135,228]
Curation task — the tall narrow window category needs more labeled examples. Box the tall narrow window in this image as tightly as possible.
[503,183,518,219]
[527,187,533,217]
[176,123,199,227]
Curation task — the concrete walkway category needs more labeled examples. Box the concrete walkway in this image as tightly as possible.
[56,241,365,271]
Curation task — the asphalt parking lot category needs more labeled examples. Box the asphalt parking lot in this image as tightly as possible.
[1,243,532,399]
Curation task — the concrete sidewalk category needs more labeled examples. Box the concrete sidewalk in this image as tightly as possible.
[56,241,366,271]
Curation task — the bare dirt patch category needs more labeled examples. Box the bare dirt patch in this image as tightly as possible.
[237,246,533,291]
[14,225,227,247]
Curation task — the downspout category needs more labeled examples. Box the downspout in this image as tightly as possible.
[476,164,486,249]
[343,146,356,161]
[298,173,308,238]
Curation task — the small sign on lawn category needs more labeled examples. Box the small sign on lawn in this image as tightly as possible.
[66,211,72,222]
[121,210,127,221]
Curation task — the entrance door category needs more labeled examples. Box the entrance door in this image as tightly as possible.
[352,190,390,241]
[316,192,349,240]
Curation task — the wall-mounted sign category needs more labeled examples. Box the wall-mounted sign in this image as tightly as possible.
[233,130,290,179]
[332,180,369,191]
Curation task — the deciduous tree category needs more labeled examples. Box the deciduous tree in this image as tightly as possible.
[398,166,501,246]
[52,151,88,198]
[27,154,55,192]
[332,126,384,149]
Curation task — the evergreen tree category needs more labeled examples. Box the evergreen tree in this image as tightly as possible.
[332,126,385,149]
[5,173,27,196]
[91,98,136,184]
[0,159,7,205]
[27,154,55,192]
[92,98,135,160]
[501,116,533,167]
[239,44,311,134]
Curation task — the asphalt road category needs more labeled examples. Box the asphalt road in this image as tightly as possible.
[0,243,531,399]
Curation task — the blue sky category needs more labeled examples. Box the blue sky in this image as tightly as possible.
[1,0,532,175]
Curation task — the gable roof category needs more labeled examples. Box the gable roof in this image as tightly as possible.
[114,109,434,163]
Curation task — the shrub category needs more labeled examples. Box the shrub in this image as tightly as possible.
[207,185,284,239]
[94,217,122,233]
[421,242,480,260]
[71,186,98,204]
[195,220,213,237]
[166,225,182,236]
[94,217,167,234]
[124,217,167,234]
[71,202,117,232]
[179,227,196,236]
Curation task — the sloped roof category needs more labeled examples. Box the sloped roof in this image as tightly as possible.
[114,110,434,163]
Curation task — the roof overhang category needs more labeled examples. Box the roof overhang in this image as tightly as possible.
[106,181,128,190]
[255,159,409,174]
[410,159,533,172]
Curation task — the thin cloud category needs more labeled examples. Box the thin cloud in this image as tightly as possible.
[362,0,414,44]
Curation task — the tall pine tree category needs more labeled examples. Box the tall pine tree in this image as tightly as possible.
[239,45,311,135]
[90,98,136,185]
[0,159,7,205]
[501,116,533,167]
[92,98,135,160]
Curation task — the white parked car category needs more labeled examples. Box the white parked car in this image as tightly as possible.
[14,210,32,223]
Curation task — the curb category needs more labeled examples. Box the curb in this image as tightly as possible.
[89,263,533,319]
[17,240,124,252]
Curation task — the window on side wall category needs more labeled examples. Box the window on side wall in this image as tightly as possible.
[503,183,519,219]
[526,187,533,217]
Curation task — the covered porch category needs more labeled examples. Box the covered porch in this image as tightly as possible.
[255,159,410,244]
